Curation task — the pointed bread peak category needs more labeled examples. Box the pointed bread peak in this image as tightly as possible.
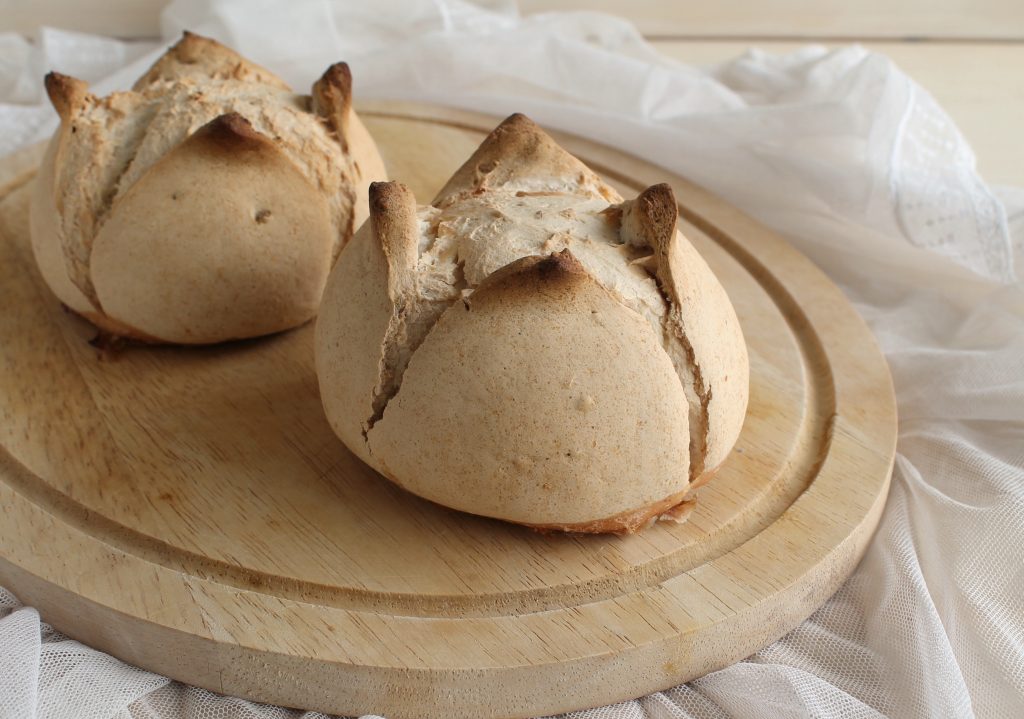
[466,250,595,308]
[620,183,679,252]
[132,31,290,91]
[433,113,621,206]
[312,62,353,151]
[369,180,415,219]
[367,181,419,298]
[44,72,91,121]
[190,112,266,153]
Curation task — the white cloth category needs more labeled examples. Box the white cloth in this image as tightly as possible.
[1,2,1022,717]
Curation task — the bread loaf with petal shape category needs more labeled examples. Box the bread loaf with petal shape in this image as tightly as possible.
[315,114,748,533]
[30,32,386,344]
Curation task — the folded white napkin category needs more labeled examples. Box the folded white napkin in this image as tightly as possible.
[1,2,1021,717]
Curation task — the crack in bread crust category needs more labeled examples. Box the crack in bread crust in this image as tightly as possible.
[361,115,638,446]
[363,296,463,440]
[617,184,711,481]
[363,157,703,496]
[360,184,468,440]
[670,326,711,479]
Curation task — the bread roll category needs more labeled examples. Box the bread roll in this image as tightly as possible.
[315,114,748,534]
[30,32,386,344]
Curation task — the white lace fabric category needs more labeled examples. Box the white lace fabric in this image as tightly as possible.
[1,2,1022,718]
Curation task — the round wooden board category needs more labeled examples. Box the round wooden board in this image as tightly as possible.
[0,103,896,719]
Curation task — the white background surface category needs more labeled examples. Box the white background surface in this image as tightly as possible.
[1,1,1022,717]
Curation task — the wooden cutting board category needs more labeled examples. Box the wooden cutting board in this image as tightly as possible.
[0,102,896,719]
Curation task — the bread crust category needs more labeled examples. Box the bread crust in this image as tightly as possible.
[525,490,694,535]
[89,113,334,344]
[30,131,95,315]
[315,114,748,534]
[44,72,90,119]
[343,108,388,244]
[433,113,621,206]
[620,184,749,476]
[362,250,692,527]
[368,181,420,300]
[132,31,290,91]
[312,63,353,152]
[526,464,712,535]
[29,33,387,344]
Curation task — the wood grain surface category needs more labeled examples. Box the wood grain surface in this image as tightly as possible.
[0,103,897,718]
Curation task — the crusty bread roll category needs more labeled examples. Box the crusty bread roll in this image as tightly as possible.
[315,114,748,534]
[30,32,386,344]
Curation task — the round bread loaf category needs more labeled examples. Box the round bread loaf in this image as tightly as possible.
[315,114,748,534]
[30,32,386,344]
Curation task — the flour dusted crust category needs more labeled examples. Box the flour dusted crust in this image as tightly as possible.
[30,32,386,344]
[315,114,749,534]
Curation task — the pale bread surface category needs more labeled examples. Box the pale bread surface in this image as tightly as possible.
[29,32,386,343]
[366,251,691,526]
[90,114,334,344]
[315,115,749,533]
